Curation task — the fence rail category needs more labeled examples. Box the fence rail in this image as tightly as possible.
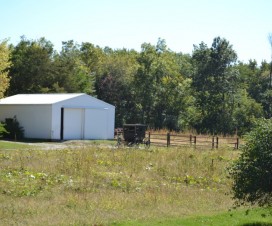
[149,132,239,149]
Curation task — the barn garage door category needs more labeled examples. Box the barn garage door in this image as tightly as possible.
[84,109,107,139]
[63,108,84,140]
[62,108,108,140]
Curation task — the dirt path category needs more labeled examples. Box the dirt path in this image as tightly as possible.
[6,140,115,150]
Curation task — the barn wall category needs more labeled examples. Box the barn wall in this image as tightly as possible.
[51,95,115,140]
[60,95,113,109]
[106,107,115,139]
[0,105,52,139]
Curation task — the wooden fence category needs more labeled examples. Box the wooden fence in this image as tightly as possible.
[148,132,240,149]
[114,129,240,149]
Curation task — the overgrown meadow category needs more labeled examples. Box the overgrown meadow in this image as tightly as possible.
[0,141,262,225]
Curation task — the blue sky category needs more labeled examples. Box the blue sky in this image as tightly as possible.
[1,0,272,64]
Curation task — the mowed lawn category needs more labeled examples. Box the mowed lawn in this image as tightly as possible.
[0,140,271,225]
[116,208,272,226]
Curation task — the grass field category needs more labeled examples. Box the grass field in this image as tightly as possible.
[0,140,270,225]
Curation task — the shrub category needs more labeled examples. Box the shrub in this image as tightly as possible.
[2,116,24,140]
[229,118,272,207]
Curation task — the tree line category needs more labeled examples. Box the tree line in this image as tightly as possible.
[0,36,271,135]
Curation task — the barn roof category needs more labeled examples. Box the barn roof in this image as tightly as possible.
[0,93,87,105]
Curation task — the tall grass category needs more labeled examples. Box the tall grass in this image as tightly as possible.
[0,144,239,225]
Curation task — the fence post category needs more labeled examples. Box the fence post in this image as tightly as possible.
[148,132,151,144]
[212,136,214,149]
[236,137,239,149]
[190,134,192,144]
[216,137,219,149]
[194,136,196,146]
[167,133,170,147]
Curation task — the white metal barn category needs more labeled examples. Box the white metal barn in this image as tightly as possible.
[0,93,115,140]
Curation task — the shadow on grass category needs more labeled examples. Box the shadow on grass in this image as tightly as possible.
[1,138,55,143]
[240,223,272,226]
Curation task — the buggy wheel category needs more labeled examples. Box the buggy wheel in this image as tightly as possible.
[143,138,150,148]
[116,135,123,148]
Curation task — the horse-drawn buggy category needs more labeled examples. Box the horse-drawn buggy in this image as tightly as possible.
[116,124,150,148]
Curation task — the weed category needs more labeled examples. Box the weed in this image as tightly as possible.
[0,144,241,225]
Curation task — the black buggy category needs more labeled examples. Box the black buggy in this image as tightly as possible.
[116,124,150,148]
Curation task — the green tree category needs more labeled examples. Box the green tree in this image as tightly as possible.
[268,33,272,88]
[80,42,104,77]
[0,40,11,98]
[229,118,272,207]
[191,37,238,134]
[53,40,95,94]
[133,42,157,125]
[175,52,193,78]
[237,60,271,119]
[95,48,139,126]
[8,37,55,95]
[134,39,193,130]
[233,89,263,135]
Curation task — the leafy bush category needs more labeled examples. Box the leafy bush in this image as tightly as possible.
[0,122,8,138]
[2,116,24,140]
[229,118,272,207]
